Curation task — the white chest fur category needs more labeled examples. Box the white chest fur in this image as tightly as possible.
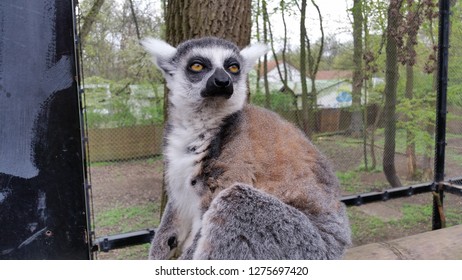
[164,93,243,251]
[164,116,220,250]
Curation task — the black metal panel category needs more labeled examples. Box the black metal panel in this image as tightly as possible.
[432,0,451,230]
[0,0,90,259]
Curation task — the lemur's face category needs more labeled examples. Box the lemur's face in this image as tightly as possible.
[142,37,267,110]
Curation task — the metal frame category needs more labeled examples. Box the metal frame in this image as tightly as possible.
[88,0,458,254]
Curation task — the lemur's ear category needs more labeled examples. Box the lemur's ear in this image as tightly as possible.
[240,43,269,73]
[141,38,177,77]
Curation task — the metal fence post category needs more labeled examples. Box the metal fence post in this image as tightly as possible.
[432,0,451,230]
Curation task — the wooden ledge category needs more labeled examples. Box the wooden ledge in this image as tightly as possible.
[344,224,462,260]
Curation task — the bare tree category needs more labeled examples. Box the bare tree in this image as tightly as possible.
[128,0,141,40]
[422,0,439,181]
[299,0,310,136]
[262,0,271,108]
[401,0,423,180]
[306,0,324,137]
[350,0,364,138]
[79,0,106,45]
[265,0,302,126]
[299,0,324,137]
[383,0,403,188]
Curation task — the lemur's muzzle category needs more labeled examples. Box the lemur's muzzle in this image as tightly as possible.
[201,68,233,99]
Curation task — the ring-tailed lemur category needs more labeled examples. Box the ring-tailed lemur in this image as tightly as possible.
[141,37,351,260]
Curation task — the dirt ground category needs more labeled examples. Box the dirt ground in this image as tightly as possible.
[90,159,163,213]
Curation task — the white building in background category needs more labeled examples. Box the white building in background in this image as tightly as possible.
[128,84,163,120]
[256,61,383,109]
[83,84,111,115]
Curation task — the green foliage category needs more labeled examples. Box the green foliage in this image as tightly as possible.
[395,70,436,157]
[81,0,163,83]
[250,91,296,111]
[448,84,462,106]
[84,78,164,128]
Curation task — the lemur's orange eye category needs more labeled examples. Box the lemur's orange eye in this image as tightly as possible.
[190,63,204,72]
[228,64,240,73]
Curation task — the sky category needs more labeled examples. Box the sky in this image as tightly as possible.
[265,0,354,48]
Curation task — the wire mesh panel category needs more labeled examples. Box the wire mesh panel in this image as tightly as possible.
[247,0,462,247]
[79,0,462,259]
[82,81,164,258]
[250,0,439,194]
[446,1,462,180]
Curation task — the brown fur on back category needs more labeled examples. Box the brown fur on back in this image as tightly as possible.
[198,104,342,217]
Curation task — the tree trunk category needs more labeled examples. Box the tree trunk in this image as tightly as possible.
[300,0,324,138]
[405,63,417,180]
[255,0,262,95]
[422,4,439,182]
[128,0,141,40]
[307,0,324,137]
[350,0,364,138]
[370,104,384,170]
[383,0,403,188]
[262,0,271,109]
[165,0,252,48]
[79,0,106,45]
[160,0,252,217]
[267,0,302,128]
[403,0,422,181]
[299,0,310,136]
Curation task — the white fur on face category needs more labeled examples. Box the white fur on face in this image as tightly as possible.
[168,47,247,113]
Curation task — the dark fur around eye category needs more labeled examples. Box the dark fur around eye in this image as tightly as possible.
[224,57,241,74]
[185,57,212,83]
[187,57,212,73]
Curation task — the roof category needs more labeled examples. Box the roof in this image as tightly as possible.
[258,60,352,81]
[315,70,352,80]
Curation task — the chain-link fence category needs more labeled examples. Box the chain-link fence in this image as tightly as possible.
[446,1,462,180]
[83,0,462,259]
[83,81,165,255]
[84,82,164,162]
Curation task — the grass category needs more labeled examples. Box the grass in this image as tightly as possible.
[95,203,160,234]
[94,203,160,260]
[348,198,462,247]
[337,171,360,193]
[446,151,462,165]
[374,128,433,156]
[390,204,432,230]
[347,207,388,244]
[90,155,163,168]
[447,132,462,140]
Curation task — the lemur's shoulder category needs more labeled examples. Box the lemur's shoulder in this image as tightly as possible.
[241,104,321,161]
[236,104,341,213]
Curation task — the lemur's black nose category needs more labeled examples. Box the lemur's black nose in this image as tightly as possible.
[201,68,233,99]
[213,69,231,87]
